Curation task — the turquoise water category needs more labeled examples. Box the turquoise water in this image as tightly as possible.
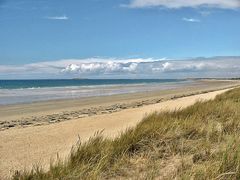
[0,79,191,105]
[0,79,183,89]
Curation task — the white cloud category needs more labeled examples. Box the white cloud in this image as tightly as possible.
[125,0,240,9]
[62,60,147,74]
[64,64,80,72]
[161,61,213,72]
[1,57,240,79]
[182,17,200,22]
[46,15,69,20]
[162,62,173,71]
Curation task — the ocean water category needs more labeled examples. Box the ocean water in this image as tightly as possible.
[0,79,190,105]
[0,79,185,89]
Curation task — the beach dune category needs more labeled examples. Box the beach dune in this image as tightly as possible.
[0,80,240,178]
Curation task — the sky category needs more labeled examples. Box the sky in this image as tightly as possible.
[0,0,240,79]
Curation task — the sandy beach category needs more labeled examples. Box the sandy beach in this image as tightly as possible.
[0,80,240,179]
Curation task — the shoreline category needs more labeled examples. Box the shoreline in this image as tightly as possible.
[0,79,190,106]
[0,79,236,107]
[0,80,240,131]
[0,87,236,179]
[0,81,239,178]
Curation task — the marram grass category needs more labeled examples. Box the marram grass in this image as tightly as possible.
[13,88,240,179]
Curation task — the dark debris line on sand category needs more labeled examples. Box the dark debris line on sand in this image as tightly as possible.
[1,86,239,131]
[0,98,164,131]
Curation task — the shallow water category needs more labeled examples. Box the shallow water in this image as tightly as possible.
[0,79,192,105]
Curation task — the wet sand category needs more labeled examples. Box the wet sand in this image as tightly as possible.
[1,80,239,131]
[0,80,240,178]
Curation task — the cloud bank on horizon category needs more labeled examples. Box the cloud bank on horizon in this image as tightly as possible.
[0,57,240,79]
[125,0,240,9]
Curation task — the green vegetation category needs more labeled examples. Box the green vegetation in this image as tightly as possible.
[14,88,240,179]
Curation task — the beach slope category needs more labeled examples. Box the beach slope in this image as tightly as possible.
[0,87,234,178]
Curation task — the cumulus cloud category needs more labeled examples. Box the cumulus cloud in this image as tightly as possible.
[0,58,159,78]
[161,61,217,72]
[125,0,240,9]
[46,15,69,20]
[1,57,240,79]
[62,61,140,74]
[182,18,200,22]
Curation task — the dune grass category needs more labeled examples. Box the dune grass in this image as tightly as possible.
[13,88,240,179]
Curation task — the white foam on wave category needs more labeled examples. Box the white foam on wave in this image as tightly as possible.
[0,81,193,105]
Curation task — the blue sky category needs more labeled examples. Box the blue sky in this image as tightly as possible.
[0,0,240,79]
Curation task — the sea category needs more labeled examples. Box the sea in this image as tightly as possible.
[0,79,192,105]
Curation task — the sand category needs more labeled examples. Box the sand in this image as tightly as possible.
[0,80,239,178]
[1,80,239,131]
